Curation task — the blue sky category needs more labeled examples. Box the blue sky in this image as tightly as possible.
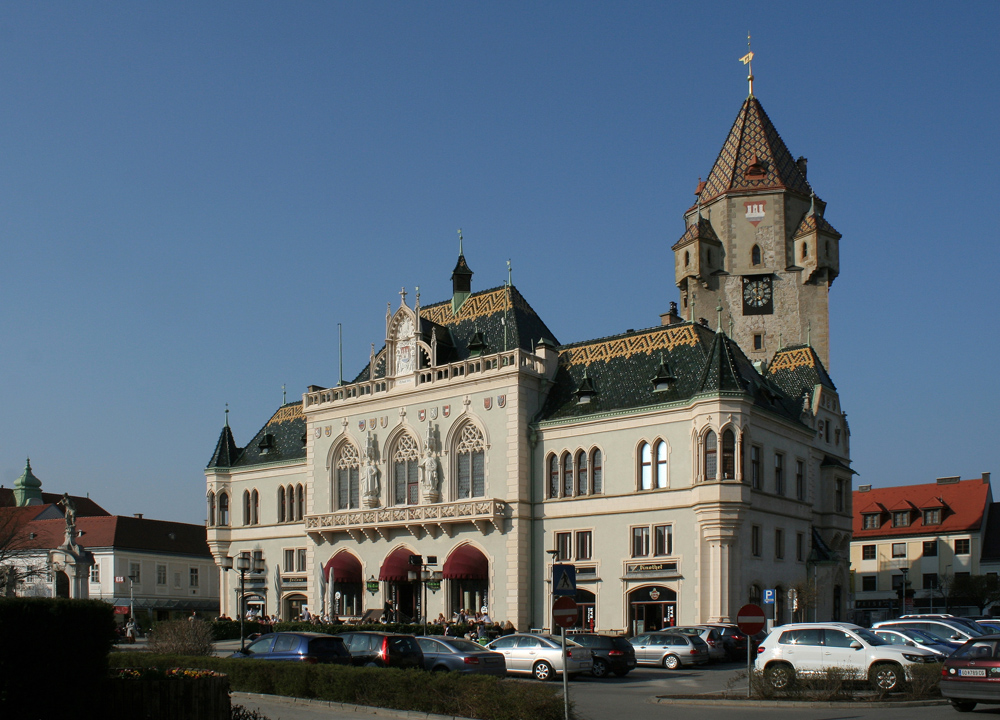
[0,2,997,524]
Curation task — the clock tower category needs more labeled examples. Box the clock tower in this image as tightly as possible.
[671,94,841,369]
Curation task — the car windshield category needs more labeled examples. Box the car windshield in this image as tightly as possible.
[853,628,888,645]
[443,639,489,653]
[960,619,999,635]
[954,640,1000,659]
[906,628,946,644]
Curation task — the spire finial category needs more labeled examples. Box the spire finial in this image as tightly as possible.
[717,304,724,332]
[807,321,812,346]
[728,315,734,337]
[225,403,229,427]
[507,259,512,286]
[282,384,286,405]
[740,33,755,97]
[399,286,408,306]
[458,228,463,255]
[415,286,420,305]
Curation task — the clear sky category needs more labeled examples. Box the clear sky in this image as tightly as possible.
[1,2,997,525]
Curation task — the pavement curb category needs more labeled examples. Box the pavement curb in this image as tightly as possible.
[231,692,480,720]
[650,694,951,708]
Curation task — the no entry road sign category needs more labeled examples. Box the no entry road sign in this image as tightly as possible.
[736,603,766,635]
[552,596,579,628]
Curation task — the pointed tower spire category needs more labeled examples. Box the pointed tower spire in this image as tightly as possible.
[696,332,746,395]
[451,229,473,314]
[208,424,240,469]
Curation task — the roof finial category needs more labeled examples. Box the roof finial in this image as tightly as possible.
[282,384,286,405]
[399,286,408,306]
[507,259,512,287]
[740,33,755,97]
[716,304,724,332]
[728,315,734,337]
[807,321,812,346]
[809,190,816,216]
[225,403,229,427]
[458,228,464,255]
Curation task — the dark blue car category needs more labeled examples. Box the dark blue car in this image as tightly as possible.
[230,631,352,664]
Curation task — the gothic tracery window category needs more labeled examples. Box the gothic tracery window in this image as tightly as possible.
[218,492,229,526]
[562,451,573,497]
[278,485,286,522]
[548,454,559,498]
[722,429,736,479]
[591,449,603,494]
[576,450,588,495]
[393,434,420,505]
[640,442,652,490]
[704,430,718,480]
[456,423,486,499]
[336,443,361,510]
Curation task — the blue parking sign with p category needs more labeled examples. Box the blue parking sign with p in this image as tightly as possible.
[552,564,576,596]
[763,589,776,605]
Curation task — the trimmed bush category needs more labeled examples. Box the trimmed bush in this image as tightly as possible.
[110,653,567,720]
[148,619,216,656]
[0,597,117,716]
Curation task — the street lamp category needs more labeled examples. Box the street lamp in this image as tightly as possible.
[407,563,443,636]
[222,554,265,653]
[899,566,909,617]
[128,571,138,624]
[545,549,559,631]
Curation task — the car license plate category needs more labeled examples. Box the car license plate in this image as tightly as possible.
[627,660,636,667]
[960,668,987,677]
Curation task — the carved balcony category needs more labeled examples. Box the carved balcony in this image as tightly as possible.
[305,498,507,543]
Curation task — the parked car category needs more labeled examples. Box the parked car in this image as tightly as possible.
[671,626,727,662]
[568,633,637,677]
[872,627,956,659]
[873,619,980,643]
[755,622,939,691]
[940,635,1000,712]
[629,631,710,669]
[336,631,423,669]
[485,633,592,681]
[898,614,999,636]
[415,636,507,675]
[702,623,749,661]
[229,632,351,664]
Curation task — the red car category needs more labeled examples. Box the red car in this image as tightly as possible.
[940,636,1000,712]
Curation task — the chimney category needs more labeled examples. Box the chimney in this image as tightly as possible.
[660,301,683,326]
[858,485,871,492]
[134,513,144,519]
[796,156,808,179]
[936,476,960,485]
[984,472,991,485]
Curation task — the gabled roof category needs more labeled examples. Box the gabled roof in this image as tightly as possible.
[853,477,991,539]
[793,211,841,239]
[0,488,110,516]
[11,515,211,556]
[206,402,307,471]
[767,345,837,397]
[538,322,806,424]
[699,96,812,204]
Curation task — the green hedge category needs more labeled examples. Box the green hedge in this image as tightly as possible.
[1,597,117,716]
[110,653,567,720]
[211,619,490,640]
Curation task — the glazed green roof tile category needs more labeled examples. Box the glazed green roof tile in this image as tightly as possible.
[206,402,306,470]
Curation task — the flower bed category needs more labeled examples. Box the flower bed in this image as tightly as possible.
[106,667,230,720]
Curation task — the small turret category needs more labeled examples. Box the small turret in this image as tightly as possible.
[13,458,43,507]
[451,230,473,314]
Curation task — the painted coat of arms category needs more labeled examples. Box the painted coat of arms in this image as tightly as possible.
[380,416,388,428]
[744,200,766,226]
[418,409,426,422]
[484,397,492,410]
[497,395,506,408]
[443,405,450,418]
[358,420,365,431]
[430,407,438,420]
[314,428,321,439]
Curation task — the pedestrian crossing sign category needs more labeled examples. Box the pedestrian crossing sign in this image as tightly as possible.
[552,564,576,596]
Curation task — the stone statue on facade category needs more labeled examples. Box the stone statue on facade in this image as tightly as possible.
[361,431,381,508]
[57,493,77,546]
[420,424,441,503]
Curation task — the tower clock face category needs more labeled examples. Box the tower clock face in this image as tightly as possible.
[742,275,774,315]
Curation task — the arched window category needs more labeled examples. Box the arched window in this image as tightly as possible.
[277,486,287,522]
[218,492,229,526]
[562,451,573,497]
[721,429,736,479]
[751,244,761,266]
[456,423,486,498]
[548,454,559,498]
[576,450,588,495]
[336,443,361,510]
[655,440,668,488]
[749,584,762,605]
[640,442,652,490]
[242,490,251,526]
[296,484,305,520]
[286,485,295,519]
[251,489,259,525]
[591,449,603,494]
[704,430,717,480]
[393,434,420,506]
[207,491,216,527]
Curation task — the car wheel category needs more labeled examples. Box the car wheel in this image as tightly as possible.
[662,654,681,670]
[951,700,977,713]
[869,663,903,692]
[591,658,610,678]
[533,660,555,681]
[765,663,794,689]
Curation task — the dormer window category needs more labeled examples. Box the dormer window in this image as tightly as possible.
[862,513,880,530]
[923,508,941,525]
[258,433,275,455]
[892,511,910,528]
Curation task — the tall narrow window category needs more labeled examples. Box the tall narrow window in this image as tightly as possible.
[640,442,652,490]
[774,453,785,495]
[576,451,588,495]
[576,531,593,560]
[278,486,287,522]
[562,451,573,497]
[336,443,361,510]
[393,434,420,506]
[207,492,216,527]
[251,489,259,525]
[796,460,805,500]
[218,492,229,526]
[750,445,762,489]
[655,441,668,488]
[632,527,650,557]
[721,430,735,479]
[704,430,717,480]
[456,423,486,499]
[835,478,845,512]
[654,525,672,556]
[287,485,294,519]
[591,449,603,494]
[548,455,559,499]
[242,490,251,526]
[296,484,305,520]
[284,549,294,573]
[556,532,572,561]
[751,244,761,266]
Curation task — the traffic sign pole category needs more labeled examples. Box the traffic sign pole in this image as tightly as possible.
[736,604,766,699]
[561,625,569,720]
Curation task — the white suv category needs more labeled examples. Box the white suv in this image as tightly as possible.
[755,622,939,691]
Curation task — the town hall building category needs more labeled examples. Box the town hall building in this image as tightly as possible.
[205,88,853,634]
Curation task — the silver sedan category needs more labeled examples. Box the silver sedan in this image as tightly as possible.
[415,636,507,676]
[486,633,592,681]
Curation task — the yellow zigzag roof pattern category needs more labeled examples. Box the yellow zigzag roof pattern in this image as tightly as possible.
[769,348,816,372]
[268,404,305,425]
[421,287,522,327]
[560,325,700,366]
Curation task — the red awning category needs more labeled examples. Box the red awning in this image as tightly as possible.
[443,545,488,580]
[325,551,362,584]
[379,548,417,582]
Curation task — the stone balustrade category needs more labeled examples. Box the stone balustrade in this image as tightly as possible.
[305,498,507,542]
